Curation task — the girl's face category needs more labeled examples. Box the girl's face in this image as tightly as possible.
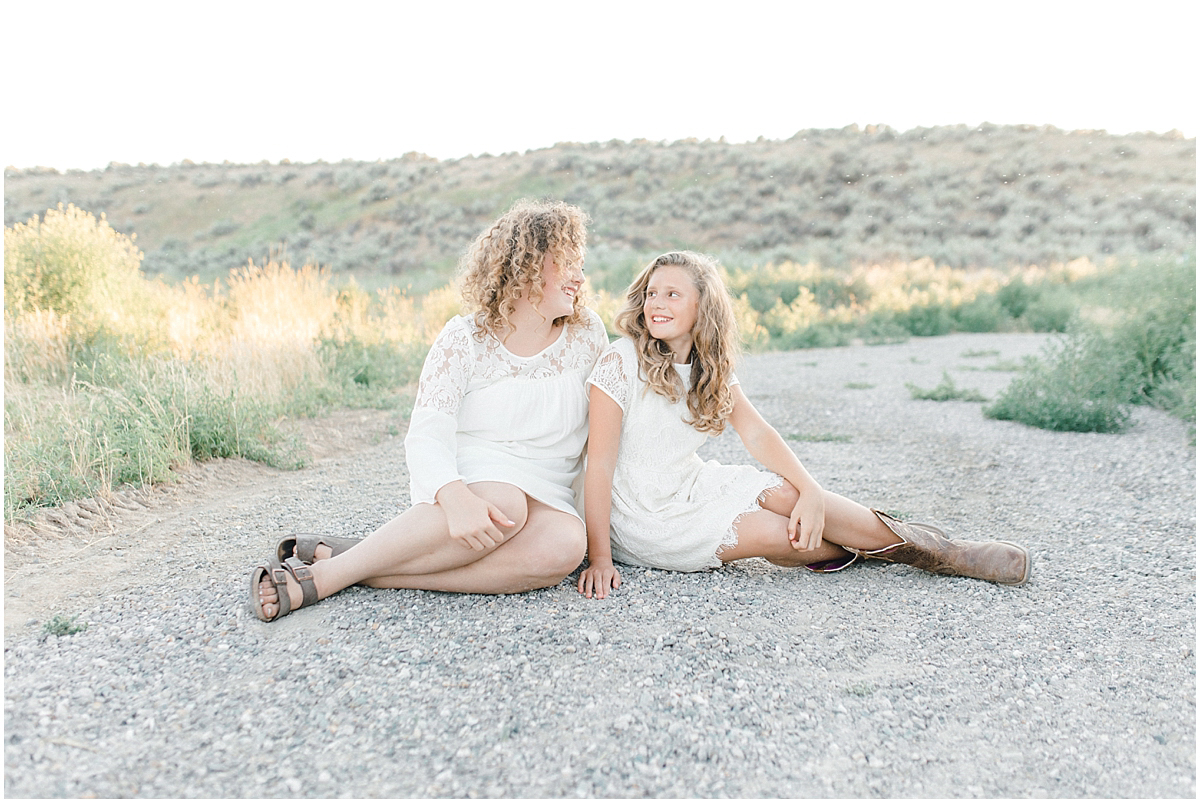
[644,265,699,361]
[538,249,583,320]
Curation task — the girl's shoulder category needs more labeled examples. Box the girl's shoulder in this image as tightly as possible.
[564,307,612,355]
[603,336,637,359]
[588,337,640,408]
[432,314,479,348]
[440,313,473,335]
[593,336,639,372]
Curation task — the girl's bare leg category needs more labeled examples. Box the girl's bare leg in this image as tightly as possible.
[717,481,900,566]
[361,499,585,593]
[257,481,535,617]
[761,482,901,551]
[718,508,847,566]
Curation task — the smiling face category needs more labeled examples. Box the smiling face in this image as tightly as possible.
[643,264,700,362]
[536,249,583,321]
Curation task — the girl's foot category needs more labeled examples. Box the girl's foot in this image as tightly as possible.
[275,534,360,564]
[257,573,302,620]
[251,557,318,622]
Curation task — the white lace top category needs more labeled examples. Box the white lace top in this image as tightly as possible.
[588,338,780,571]
[405,307,609,519]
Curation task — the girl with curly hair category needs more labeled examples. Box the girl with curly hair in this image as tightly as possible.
[578,251,1029,598]
[252,199,609,621]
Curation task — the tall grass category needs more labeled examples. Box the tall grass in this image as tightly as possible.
[4,207,456,520]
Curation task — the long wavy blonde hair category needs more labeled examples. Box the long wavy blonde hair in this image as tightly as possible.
[459,199,589,336]
[615,251,741,434]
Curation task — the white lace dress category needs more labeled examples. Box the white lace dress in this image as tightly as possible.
[587,338,782,572]
[404,308,609,520]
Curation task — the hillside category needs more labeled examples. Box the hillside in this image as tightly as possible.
[4,124,1194,287]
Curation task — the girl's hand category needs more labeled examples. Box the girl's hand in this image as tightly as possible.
[441,489,515,551]
[788,490,826,552]
[578,560,621,599]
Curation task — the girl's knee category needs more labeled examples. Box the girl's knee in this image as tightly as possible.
[471,483,530,534]
[522,522,586,581]
[760,480,799,515]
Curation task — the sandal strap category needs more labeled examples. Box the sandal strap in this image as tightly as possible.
[283,556,319,608]
[277,534,363,564]
[269,559,293,618]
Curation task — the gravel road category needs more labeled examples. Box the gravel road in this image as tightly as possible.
[4,332,1195,798]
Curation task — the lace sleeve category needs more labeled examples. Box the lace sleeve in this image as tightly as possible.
[405,319,471,502]
[413,318,472,415]
[588,342,634,410]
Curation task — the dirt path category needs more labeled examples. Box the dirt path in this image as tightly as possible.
[3,408,404,635]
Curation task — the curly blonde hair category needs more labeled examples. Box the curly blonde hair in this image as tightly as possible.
[615,251,741,434]
[458,199,589,336]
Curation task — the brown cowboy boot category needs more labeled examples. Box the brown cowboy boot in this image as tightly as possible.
[846,510,1030,585]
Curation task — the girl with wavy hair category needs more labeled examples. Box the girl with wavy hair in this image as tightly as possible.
[578,251,1029,598]
[252,199,609,621]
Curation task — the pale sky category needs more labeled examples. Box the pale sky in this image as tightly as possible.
[3,0,1196,172]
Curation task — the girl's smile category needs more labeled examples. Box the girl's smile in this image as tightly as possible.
[539,251,583,320]
[644,265,699,362]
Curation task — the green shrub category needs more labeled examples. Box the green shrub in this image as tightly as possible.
[893,303,955,337]
[984,333,1133,432]
[317,337,425,400]
[984,259,1195,435]
[43,615,87,637]
[4,204,144,332]
[997,278,1037,318]
[908,371,988,402]
[953,295,1011,333]
[1021,285,1075,332]
[859,318,910,345]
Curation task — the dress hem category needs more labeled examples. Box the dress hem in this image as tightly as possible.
[714,473,785,561]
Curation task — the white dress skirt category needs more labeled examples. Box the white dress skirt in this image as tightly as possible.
[404,308,609,520]
[587,338,782,571]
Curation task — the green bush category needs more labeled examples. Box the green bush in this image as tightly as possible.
[953,294,1011,333]
[4,204,145,332]
[893,303,956,337]
[907,371,988,402]
[997,278,1037,318]
[43,615,87,637]
[1021,285,1075,332]
[985,257,1194,434]
[317,337,425,400]
[984,333,1133,432]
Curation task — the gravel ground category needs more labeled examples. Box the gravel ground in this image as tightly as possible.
[4,332,1195,798]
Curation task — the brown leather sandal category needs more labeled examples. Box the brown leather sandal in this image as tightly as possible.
[275,534,362,564]
[250,556,319,622]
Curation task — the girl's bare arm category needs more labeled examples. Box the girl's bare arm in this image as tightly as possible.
[579,386,624,598]
[727,385,827,550]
